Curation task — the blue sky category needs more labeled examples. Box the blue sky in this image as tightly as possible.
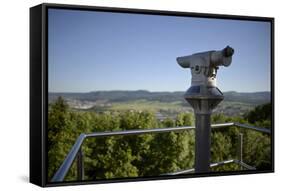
[48,8,271,93]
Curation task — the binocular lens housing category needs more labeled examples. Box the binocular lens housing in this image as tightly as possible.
[222,46,234,57]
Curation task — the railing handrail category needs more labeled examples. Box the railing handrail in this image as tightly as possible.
[51,134,86,182]
[51,122,270,182]
[163,159,256,176]
[164,159,236,175]
[86,125,195,138]
[234,122,271,134]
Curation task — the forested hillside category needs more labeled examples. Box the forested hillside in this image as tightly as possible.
[49,90,270,105]
[48,90,271,121]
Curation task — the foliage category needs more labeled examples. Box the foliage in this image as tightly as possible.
[244,103,272,125]
[48,98,272,181]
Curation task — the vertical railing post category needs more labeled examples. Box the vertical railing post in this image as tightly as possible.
[237,133,243,170]
[77,147,84,181]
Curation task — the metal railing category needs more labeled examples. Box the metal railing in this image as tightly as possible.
[163,159,256,176]
[51,122,271,182]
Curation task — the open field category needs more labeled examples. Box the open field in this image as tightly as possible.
[49,90,271,119]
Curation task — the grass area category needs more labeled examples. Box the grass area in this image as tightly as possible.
[74,99,256,118]
[216,101,255,116]
[109,100,185,112]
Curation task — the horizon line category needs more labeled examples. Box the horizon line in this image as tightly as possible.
[48,89,271,94]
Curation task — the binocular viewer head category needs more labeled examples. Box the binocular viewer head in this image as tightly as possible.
[176,46,234,88]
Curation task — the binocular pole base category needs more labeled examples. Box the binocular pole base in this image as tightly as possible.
[194,113,211,173]
[184,85,224,173]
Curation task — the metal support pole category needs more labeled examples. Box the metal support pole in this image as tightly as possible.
[194,113,211,173]
[77,147,84,181]
[237,133,243,170]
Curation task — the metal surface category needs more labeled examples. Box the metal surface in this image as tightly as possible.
[51,134,86,182]
[177,46,234,173]
[163,159,256,176]
[51,122,270,182]
[211,122,235,128]
[210,159,235,168]
[237,133,243,170]
[234,123,271,134]
[77,148,84,181]
[235,160,256,170]
[51,125,195,182]
[177,46,234,87]
[164,159,235,175]
[86,125,195,138]
[194,114,211,173]
[185,90,223,173]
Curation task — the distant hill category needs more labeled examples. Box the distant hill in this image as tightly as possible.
[223,91,271,104]
[49,90,271,105]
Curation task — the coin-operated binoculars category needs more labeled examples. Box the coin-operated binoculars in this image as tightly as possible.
[177,46,234,173]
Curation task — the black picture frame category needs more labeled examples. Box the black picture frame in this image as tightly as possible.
[30,3,274,187]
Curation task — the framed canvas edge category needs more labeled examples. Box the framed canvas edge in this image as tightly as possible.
[29,3,275,187]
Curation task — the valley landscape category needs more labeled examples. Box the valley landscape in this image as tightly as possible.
[49,90,271,120]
